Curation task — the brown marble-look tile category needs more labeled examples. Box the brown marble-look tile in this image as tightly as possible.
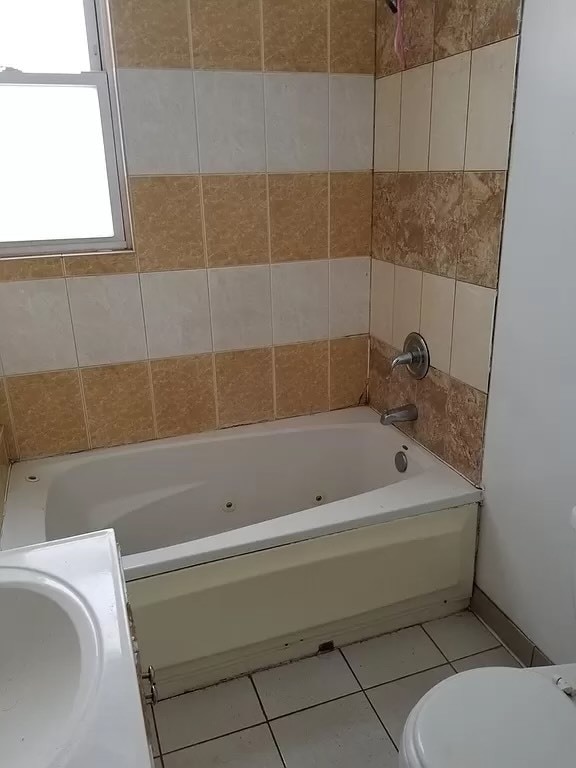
[130,177,205,272]
[203,175,269,267]
[330,173,372,258]
[0,257,63,282]
[64,253,138,277]
[472,0,522,48]
[330,0,375,74]
[263,0,328,72]
[82,363,155,449]
[0,378,17,459]
[413,366,450,455]
[6,371,88,459]
[423,172,463,278]
[190,0,262,70]
[330,336,369,410]
[459,172,506,289]
[269,174,328,262]
[434,0,473,60]
[446,376,487,483]
[404,0,435,69]
[376,0,402,77]
[151,355,216,438]
[275,342,329,418]
[215,348,274,427]
[372,173,398,262]
[109,0,191,68]
[395,173,428,270]
[368,337,390,413]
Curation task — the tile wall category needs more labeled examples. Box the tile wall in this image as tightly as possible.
[0,0,375,460]
[370,0,522,482]
[0,427,7,529]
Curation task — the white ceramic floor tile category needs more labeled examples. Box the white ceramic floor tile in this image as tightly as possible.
[154,759,162,768]
[452,646,521,672]
[342,626,445,688]
[155,677,264,754]
[367,666,454,745]
[146,705,161,757]
[163,725,284,768]
[253,652,360,719]
[423,612,500,661]
[272,693,397,768]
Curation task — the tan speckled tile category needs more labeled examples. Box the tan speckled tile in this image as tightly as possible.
[404,0,435,69]
[459,172,506,289]
[395,172,428,271]
[82,363,155,449]
[109,0,191,68]
[151,355,216,438]
[376,0,401,77]
[0,429,8,497]
[330,0,375,74]
[423,172,463,278]
[190,0,262,70]
[130,177,205,273]
[368,337,416,434]
[269,174,328,262]
[0,378,17,459]
[446,376,487,483]
[215,348,274,427]
[275,342,329,418]
[203,175,269,267]
[330,336,369,410]
[0,257,63,282]
[64,253,138,277]
[330,173,372,259]
[413,366,450,455]
[6,371,88,459]
[434,0,473,60]
[472,0,522,49]
[372,173,398,262]
[263,0,328,72]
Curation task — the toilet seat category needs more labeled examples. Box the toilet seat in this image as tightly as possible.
[401,667,576,768]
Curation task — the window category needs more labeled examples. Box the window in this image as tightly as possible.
[0,0,129,257]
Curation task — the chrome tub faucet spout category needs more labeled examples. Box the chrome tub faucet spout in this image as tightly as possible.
[380,404,418,426]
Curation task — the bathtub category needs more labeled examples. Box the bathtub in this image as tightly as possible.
[1,407,481,692]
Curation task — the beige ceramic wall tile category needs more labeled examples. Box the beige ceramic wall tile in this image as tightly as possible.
[392,265,423,349]
[399,64,433,172]
[423,172,463,277]
[419,273,455,374]
[459,171,506,288]
[269,174,328,262]
[330,0,375,74]
[274,342,329,418]
[190,0,262,70]
[203,175,269,267]
[376,0,401,77]
[395,172,427,270]
[403,0,435,69]
[374,73,401,172]
[434,0,473,60]
[215,348,274,427]
[151,355,216,438]
[372,173,398,263]
[368,336,416,418]
[465,37,518,171]
[429,52,471,171]
[0,429,8,513]
[412,366,451,455]
[0,380,17,459]
[7,371,88,459]
[330,336,369,409]
[109,0,191,68]
[330,173,372,258]
[446,377,487,483]
[472,0,522,49]
[130,176,205,272]
[64,254,138,277]
[81,363,155,449]
[262,0,328,72]
[0,257,63,282]
[370,259,394,344]
[450,281,496,392]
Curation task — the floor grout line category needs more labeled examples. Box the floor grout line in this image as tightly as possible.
[248,675,288,767]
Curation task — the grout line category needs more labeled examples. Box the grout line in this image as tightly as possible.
[160,722,268,758]
[249,676,287,767]
[419,622,452,664]
[186,0,194,69]
[63,276,91,448]
[150,706,165,765]
[136,272,159,438]
[259,0,265,72]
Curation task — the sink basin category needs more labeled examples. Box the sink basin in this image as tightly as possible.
[0,567,101,768]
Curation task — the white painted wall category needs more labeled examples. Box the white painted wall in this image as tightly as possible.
[478,0,576,662]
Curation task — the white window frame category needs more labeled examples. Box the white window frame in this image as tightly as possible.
[0,0,131,258]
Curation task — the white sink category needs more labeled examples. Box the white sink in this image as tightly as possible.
[0,566,101,768]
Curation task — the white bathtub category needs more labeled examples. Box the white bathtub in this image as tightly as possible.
[1,408,481,690]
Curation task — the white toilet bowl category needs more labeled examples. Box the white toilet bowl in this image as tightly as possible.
[399,665,576,767]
